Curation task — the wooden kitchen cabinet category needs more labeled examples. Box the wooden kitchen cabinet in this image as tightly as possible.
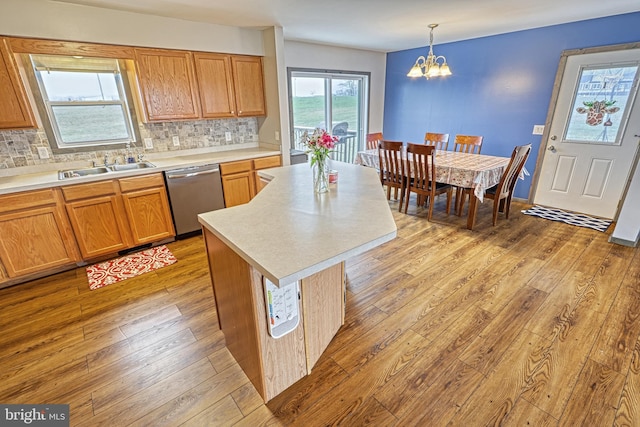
[134,47,201,121]
[0,259,7,282]
[0,37,36,129]
[221,160,255,208]
[193,52,236,118]
[231,55,266,117]
[119,174,175,245]
[220,155,281,207]
[0,189,79,280]
[62,180,133,259]
[62,173,175,259]
[253,155,282,194]
[194,53,266,118]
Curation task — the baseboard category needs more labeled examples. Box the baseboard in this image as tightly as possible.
[608,235,639,247]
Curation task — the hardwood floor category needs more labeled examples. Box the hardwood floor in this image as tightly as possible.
[1,196,639,426]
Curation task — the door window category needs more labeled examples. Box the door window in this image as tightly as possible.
[289,70,369,163]
[564,64,639,145]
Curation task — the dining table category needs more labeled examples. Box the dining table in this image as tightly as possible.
[354,148,524,230]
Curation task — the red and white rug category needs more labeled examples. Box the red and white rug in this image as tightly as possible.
[86,245,177,290]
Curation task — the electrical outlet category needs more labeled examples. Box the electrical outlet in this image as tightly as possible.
[144,138,153,149]
[172,136,180,146]
[225,132,232,142]
[532,125,545,135]
[275,131,280,141]
[37,147,49,159]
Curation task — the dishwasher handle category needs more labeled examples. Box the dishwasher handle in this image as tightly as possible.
[166,168,219,179]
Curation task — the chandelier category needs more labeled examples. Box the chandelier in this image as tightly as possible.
[407,24,452,79]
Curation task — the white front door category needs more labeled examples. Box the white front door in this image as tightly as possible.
[534,48,640,219]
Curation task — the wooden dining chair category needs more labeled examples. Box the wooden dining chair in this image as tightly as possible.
[453,134,483,154]
[424,132,450,151]
[366,132,383,150]
[378,140,405,206]
[404,143,452,220]
[484,144,532,225]
[453,134,484,215]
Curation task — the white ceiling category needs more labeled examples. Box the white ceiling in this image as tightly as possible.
[53,0,640,52]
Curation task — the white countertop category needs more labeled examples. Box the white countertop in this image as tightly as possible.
[198,162,397,286]
[0,146,280,194]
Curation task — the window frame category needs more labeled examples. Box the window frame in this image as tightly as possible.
[287,68,370,163]
[23,54,141,154]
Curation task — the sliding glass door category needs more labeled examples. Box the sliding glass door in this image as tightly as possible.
[289,70,369,163]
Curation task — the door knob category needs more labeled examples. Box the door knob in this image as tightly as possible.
[548,145,556,152]
[550,135,557,140]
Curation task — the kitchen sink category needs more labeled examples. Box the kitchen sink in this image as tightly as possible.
[58,166,111,180]
[58,161,156,179]
[109,161,156,171]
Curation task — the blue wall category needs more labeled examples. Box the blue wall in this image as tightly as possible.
[383,12,640,199]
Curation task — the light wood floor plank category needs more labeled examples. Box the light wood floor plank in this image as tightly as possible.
[458,286,548,375]
[128,363,248,427]
[614,339,640,426]
[376,305,493,417]
[502,397,557,426]
[521,298,608,419]
[448,329,552,425]
[590,250,640,373]
[179,395,243,427]
[559,358,625,426]
[1,200,638,426]
[395,359,484,425]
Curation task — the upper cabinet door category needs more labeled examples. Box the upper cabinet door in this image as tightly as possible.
[134,48,201,121]
[231,55,266,117]
[0,38,35,129]
[193,52,236,118]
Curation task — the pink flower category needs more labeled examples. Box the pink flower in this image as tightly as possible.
[302,128,339,165]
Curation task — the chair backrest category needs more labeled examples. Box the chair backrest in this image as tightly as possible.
[496,144,532,199]
[366,132,383,150]
[424,132,449,151]
[406,143,436,192]
[453,135,483,154]
[378,140,404,185]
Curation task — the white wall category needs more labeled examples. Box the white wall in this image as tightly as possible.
[0,0,263,55]
[259,27,291,157]
[610,158,640,247]
[283,41,387,135]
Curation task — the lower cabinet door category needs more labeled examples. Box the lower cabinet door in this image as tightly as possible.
[65,195,132,259]
[0,205,79,277]
[222,172,254,207]
[121,187,175,244]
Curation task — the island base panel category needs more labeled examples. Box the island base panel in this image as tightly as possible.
[203,228,346,402]
[301,262,345,373]
[204,229,307,401]
[204,228,266,398]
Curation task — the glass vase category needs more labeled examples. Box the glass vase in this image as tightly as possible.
[312,157,330,194]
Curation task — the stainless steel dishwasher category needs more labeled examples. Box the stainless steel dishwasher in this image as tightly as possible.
[164,163,225,237]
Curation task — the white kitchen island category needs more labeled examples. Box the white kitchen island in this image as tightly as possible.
[198,162,396,402]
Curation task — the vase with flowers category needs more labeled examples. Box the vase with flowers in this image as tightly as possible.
[301,128,338,193]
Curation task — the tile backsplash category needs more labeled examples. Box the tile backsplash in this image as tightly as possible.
[0,117,259,170]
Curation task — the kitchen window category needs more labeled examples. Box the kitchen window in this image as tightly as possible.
[26,54,140,153]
